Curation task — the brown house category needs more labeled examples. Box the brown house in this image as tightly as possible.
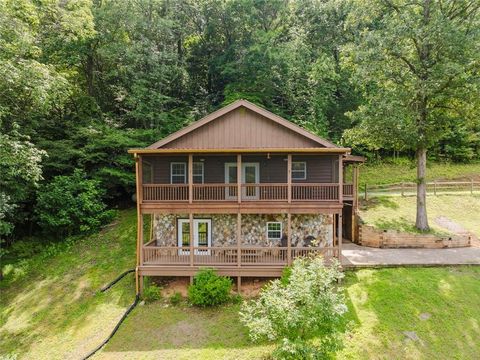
[129,100,363,292]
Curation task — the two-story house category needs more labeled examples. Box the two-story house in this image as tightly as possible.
[129,100,363,292]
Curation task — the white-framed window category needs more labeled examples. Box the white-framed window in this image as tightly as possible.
[193,162,204,183]
[292,161,307,180]
[267,222,282,240]
[170,162,186,184]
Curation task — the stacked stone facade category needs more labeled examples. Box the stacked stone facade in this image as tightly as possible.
[152,213,333,247]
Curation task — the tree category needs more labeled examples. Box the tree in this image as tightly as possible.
[343,0,480,230]
[240,257,347,359]
[0,128,46,240]
[36,170,115,236]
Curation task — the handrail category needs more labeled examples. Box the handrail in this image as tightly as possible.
[142,245,338,266]
[142,183,350,202]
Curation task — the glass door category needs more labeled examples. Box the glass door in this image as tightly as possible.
[225,163,260,200]
[225,163,238,200]
[194,219,211,255]
[242,163,259,200]
[177,219,211,255]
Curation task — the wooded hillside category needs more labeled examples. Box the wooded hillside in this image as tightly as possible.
[1,0,479,241]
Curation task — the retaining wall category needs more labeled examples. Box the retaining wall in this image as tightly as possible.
[358,224,471,249]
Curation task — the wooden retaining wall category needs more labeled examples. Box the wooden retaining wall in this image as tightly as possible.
[358,225,471,249]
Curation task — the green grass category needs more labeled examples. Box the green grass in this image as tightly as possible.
[360,161,480,186]
[94,267,480,360]
[2,209,479,359]
[360,194,480,236]
[339,267,480,360]
[0,209,137,359]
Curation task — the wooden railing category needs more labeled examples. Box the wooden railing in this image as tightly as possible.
[143,183,350,202]
[343,184,354,197]
[142,246,338,266]
[143,184,188,201]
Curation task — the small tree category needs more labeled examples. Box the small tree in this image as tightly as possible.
[240,257,347,359]
[36,170,115,236]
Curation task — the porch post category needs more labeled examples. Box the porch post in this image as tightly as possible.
[287,154,292,203]
[287,212,292,265]
[189,212,194,266]
[337,212,343,259]
[338,154,343,204]
[188,154,193,204]
[237,212,242,267]
[237,154,242,203]
[134,154,143,294]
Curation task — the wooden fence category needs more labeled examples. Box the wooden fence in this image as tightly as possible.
[362,180,480,199]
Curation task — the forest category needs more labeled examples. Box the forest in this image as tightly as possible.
[1,0,479,245]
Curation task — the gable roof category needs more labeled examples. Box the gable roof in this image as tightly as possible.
[147,100,339,150]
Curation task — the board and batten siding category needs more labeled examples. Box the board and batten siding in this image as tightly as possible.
[162,108,321,149]
[143,154,336,184]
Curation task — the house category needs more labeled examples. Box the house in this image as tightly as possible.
[128,99,364,292]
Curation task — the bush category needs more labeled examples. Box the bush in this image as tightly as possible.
[36,169,116,236]
[187,268,232,307]
[169,292,182,305]
[143,283,162,302]
[240,257,347,359]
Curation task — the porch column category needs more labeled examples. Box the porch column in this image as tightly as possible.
[338,154,343,204]
[287,212,292,265]
[287,154,292,203]
[189,212,194,266]
[134,154,143,294]
[337,212,343,259]
[237,212,242,267]
[237,154,242,203]
[188,154,193,204]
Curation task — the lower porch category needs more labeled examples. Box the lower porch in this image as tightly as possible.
[138,212,341,279]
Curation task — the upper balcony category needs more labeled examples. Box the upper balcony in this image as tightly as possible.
[137,153,356,212]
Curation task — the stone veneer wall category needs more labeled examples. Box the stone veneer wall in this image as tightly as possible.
[152,213,333,247]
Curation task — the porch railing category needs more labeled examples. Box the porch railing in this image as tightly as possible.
[343,184,354,197]
[143,183,349,202]
[142,246,339,266]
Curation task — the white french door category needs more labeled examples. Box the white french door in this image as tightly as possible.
[225,163,260,200]
[177,219,212,255]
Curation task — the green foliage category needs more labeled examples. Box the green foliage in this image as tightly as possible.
[240,257,347,359]
[36,170,115,236]
[169,292,182,305]
[143,283,162,303]
[187,268,233,307]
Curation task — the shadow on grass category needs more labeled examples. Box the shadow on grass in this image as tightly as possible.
[340,267,480,359]
[0,210,137,358]
[360,196,399,211]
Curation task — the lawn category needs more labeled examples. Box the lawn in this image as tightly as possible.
[360,194,480,236]
[0,209,137,360]
[95,267,480,360]
[359,161,480,186]
[2,209,480,360]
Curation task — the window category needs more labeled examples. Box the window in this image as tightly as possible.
[193,162,204,183]
[267,222,282,240]
[292,161,307,180]
[170,162,186,184]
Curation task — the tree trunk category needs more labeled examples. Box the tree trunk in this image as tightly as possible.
[415,147,429,231]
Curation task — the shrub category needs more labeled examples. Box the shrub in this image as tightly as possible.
[240,257,347,359]
[188,268,232,307]
[143,283,162,302]
[36,169,116,236]
[169,292,182,305]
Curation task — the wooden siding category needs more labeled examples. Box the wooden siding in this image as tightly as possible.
[162,108,321,149]
[144,154,336,184]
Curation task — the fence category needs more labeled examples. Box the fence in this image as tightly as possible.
[362,179,480,199]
